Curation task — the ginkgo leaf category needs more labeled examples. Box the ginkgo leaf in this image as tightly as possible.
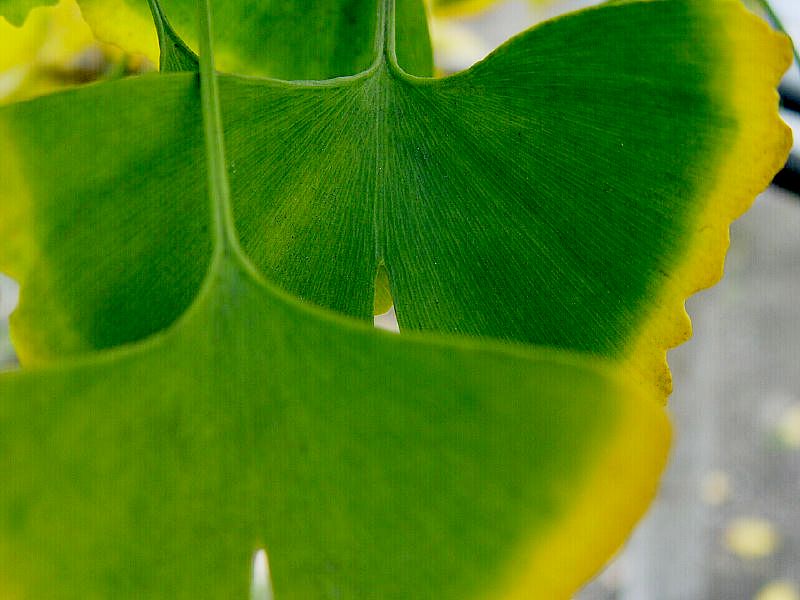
[0,265,672,600]
[0,2,671,595]
[1,0,790,401]
[0,241,671,600]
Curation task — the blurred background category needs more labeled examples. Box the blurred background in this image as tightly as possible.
[2,1,799,598]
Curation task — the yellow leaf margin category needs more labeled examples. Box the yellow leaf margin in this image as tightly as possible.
[621,1,793,401]
[492,371,671,599]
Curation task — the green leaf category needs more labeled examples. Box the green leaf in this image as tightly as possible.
[0,2,670,595]
[146,0,197,72]
[74,0,433,78]
[0,0,55,26]
[1,0,790,400]
[0,258,671,599]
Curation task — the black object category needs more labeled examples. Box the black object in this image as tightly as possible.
[774,153,800,194]
[776,86,800,195]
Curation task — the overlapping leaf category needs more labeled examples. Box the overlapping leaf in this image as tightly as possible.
[0,2,671,595]
[0,0,792,401]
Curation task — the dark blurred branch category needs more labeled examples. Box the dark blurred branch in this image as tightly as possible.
[775,87,800,195]
[782,85,800,113]
[774,154,800,195]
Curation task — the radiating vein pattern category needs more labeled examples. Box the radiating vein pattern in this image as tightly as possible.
[0,0,790,401]
[0,253,670,599]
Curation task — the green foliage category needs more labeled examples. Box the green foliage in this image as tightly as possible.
[0,0,54,25]
[2,0,790,401]
[0,221,669,599]
[0,0,792,597]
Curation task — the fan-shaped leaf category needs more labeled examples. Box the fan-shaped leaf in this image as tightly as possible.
[0,256,671,599]
[0,0,791,400]
[0,249,671,599]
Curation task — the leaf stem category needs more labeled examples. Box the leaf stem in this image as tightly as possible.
[373,0,388,62]
[197,0,239,257]
[383,0,395,64]
[373,0,402,72]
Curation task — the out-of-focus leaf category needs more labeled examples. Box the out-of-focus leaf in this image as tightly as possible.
[0,0,141,104]
[430,0,561,18]
[0,0,54,26]
[0,0,94,102]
